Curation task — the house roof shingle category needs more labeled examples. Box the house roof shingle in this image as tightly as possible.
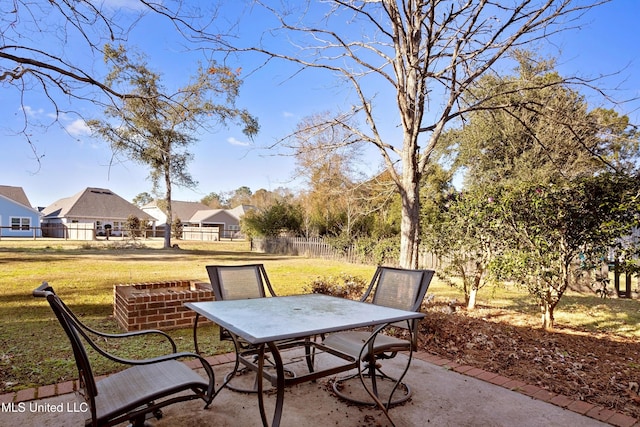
[42,187,154,221]
[0,185,32,208]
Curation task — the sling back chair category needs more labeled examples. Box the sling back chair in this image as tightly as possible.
[194,264,301,393]
[321,266,434,408]
[33,282,217,427]
[194,264,278,355]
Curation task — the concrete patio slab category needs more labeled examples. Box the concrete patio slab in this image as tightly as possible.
[0,352,621,427]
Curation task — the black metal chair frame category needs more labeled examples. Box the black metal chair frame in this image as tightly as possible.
[321,266,435,410]
[34,282,218,427]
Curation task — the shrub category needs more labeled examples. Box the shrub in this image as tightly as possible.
[303,273,367,300]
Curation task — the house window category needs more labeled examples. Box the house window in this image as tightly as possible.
[228,225,240,231]
[11,217,31,231]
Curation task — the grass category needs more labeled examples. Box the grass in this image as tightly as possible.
[0,238,375,392]
[1,238,639,393]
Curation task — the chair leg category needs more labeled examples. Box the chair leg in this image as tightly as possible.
[331,361,412,407]
[304,336,319,373]
[223,355,295,394]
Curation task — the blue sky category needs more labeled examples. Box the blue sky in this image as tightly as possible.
[1,1,639,208]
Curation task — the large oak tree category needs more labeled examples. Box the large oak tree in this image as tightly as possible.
[221,0,610,268]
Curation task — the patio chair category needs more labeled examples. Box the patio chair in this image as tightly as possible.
[194,264,277,355]
[33,282,217,427]
[321,266,435,408]
[194,264,299,393]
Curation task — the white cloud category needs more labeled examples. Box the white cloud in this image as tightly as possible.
[282,111,294,118]
[227,137,250,147]
[20,106,44,117]
[65,118,91,137]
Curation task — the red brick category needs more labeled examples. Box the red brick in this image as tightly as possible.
[57,381,75,395]
[586,406,616,422]
[416,353,441,363]
[549,394,574,408]
[184,359,201,369]
[503,379,527,391]
[37,384,56,399]
[476,370,499,382]
[14,388,35,402]
[606,412,638,427]
[519,384,541,397]
[487,375,511,386]
[532,389,556,402]
[442,361,461,369]
[0,392,14,404]
[433,357,454,367]
[567,400,595,415]
[464,367,485,378]
[452,365,475,374]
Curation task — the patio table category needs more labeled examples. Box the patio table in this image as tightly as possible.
[186,293,425,427]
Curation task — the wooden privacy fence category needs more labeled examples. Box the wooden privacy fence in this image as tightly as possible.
[251,237,444,270]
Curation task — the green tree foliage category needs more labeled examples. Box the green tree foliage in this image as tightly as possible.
[494,174,640,329]
[87,44,258,248]
[132,192,153,207]
[430,55,640,319]
[452,52,638,186]
[423,187,505,310]
[201,192,226,209]
[241,201,303,237]
[171,217,184,241]
[125,215,142,239]
[227,186,253,207]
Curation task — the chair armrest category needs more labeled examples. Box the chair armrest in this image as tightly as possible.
[34,282,178,352]
[87,329,178,353]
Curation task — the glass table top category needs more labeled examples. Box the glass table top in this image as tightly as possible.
[186,293,424,344]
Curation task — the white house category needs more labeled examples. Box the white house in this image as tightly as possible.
[0,185,41,238]
[141,200,210,225]
[142,200,254,240]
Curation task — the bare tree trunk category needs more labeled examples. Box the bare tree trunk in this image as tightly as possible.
[541,286,555,330]
[398,148,421,269]
[468,266,483,310]
[163,165,172,249]
[468,288,478,310]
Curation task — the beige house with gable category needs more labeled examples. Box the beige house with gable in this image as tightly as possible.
[41,187,155,239]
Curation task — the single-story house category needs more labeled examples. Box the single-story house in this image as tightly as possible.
[41,187,155,239]
[141,200,210,225]
[142,201,254,240]
[0,185,42,238]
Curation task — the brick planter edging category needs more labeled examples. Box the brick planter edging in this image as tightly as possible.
[113,280,213,331]
[2,352,638,427]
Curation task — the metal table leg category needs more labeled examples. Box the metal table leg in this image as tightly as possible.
[256,342,285,427]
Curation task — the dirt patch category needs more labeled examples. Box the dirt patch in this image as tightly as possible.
[418,303,640,419]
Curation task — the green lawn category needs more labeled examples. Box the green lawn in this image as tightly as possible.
[1,238,638,393]
[0,239,375,392]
